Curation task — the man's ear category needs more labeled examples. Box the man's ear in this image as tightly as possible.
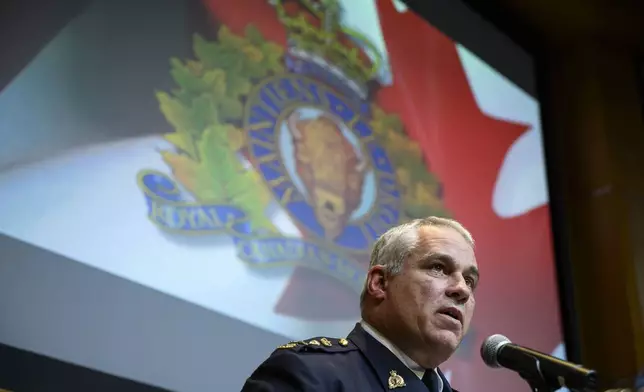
[366,265,388,301]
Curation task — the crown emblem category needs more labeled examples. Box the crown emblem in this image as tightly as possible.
[271,0,384,101]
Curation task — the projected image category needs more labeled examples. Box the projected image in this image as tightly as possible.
[0,0,564,390]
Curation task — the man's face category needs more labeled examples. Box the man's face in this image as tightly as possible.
[383,225,478,360]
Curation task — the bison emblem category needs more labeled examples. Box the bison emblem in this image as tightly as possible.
[286,111,368,240]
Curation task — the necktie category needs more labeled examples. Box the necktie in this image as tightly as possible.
[422,370,440,392]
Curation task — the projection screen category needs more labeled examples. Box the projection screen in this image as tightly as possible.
[0,0,567,391]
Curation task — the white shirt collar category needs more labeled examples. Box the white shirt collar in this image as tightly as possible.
[360,320,444,392]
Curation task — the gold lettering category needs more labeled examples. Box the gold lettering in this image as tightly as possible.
[250,105,277,122]
[252,126,276,141]
[262,159,284,174]
[194,208,217,229]
[238,239,266,262]
[253,240,304,261]
[150,200,169,226]
[285,241,305,259]
[155,206,233,232]
[378,177,401,205]
[280,187,295,205]
[295,79,320,103]
[256,152,279,164]
[261,242,281,260]
[379,193,400,207]
[251,137,276,150]
[316,248,332,266]
[365,218,392,241]
[246,121,274,131]
[264,83,286,104]
[378,206,399,226]
[256,156,307,205]
[336,258,354,278]
[274,182,306,205]
[310,248,361,285]
[358,224,380,244]
[235,239,251,258]
[346,114,360,128]
[304,243,318,261]
[267,176,288,187]
[173,208,190,229]
[210,208,233,229]
[245,241,263,261]
[378,171,398,182]
[260,101,280,117]
[360,134,377,144]
[277,79,296,100]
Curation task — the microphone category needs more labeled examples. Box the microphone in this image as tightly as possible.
[481,334,597,391]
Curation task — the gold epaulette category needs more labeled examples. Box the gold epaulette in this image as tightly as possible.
[276,337,355,353]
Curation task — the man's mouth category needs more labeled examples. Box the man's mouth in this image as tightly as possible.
[438,306,463,324]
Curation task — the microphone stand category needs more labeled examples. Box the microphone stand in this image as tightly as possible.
[519,355,559,392]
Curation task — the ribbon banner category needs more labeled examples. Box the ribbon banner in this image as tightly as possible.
[139,171,366,293]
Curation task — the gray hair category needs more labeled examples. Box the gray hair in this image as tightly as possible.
[359,216,474,304]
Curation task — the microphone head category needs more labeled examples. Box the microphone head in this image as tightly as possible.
[481,334,511,368]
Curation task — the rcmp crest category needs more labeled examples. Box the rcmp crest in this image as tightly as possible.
[137,0,450,295]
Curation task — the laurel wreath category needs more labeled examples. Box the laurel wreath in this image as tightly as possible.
[155,23,450,237]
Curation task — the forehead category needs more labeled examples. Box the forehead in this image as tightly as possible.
[415,225,477,266]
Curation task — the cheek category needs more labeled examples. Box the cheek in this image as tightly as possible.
[463,300,476,323]
[393,276,428,308]
[416,279,445,309]
[422,276,446,295]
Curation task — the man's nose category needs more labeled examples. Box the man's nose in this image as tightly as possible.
[446,275,471,303]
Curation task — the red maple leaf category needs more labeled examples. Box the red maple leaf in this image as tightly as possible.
[372,2,562,390]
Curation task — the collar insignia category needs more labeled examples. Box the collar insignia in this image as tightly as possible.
[388,370,406,389]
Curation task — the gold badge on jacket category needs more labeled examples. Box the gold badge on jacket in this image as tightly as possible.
[388,370,406,389]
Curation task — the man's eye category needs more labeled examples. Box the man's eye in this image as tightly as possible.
[465,277,475,287]
[430,264,445,273]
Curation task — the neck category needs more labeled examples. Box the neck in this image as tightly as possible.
[362,312,443,369]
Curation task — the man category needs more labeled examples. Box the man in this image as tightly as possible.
[241,216,479,391]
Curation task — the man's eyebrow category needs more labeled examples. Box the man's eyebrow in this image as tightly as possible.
[421,252,454,263]
[423,252,479,279]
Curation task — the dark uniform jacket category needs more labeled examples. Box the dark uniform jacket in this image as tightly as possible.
[241,323,458,392]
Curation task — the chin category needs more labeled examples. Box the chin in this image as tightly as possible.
[426,329,461,356]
